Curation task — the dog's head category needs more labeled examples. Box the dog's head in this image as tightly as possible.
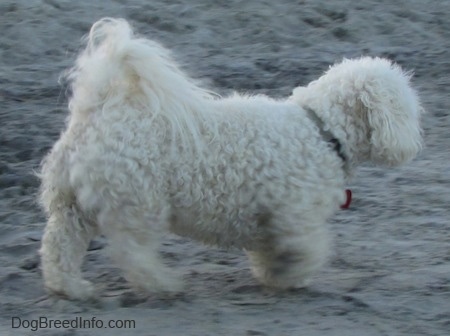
[293,57,423,167]
[356,57,423,166]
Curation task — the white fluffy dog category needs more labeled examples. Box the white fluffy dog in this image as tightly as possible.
[39,18,423,300]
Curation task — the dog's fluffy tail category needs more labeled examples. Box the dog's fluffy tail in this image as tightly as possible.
[67,18,214,150]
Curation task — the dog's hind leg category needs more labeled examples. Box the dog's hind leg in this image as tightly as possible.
[247,212,330,289]
[40,205,98,300]
[99,206,183,294]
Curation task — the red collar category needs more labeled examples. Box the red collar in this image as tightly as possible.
[340,189,352,209]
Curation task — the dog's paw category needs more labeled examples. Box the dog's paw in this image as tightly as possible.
[159,276,184,293]
[253,272,312,290]
[146,276,184,294]
[127,268,184,295]
[46,278,96,301]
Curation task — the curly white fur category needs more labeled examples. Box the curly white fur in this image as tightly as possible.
[39,18,423,300]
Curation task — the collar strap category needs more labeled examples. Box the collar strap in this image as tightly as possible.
[305,107,347,163]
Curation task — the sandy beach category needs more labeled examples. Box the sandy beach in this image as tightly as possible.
[0,0,449,335]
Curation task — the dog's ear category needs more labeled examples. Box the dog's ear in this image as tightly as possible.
[361,60,423,166]
[366,104,423,167]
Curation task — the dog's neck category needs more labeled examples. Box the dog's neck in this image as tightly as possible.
[304,107,350,172]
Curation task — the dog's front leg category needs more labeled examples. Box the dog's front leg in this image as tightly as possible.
[247,217,330,289]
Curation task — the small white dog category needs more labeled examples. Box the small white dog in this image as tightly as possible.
[39,18,423,300]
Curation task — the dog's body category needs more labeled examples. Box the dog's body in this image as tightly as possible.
[39,18,423,300]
